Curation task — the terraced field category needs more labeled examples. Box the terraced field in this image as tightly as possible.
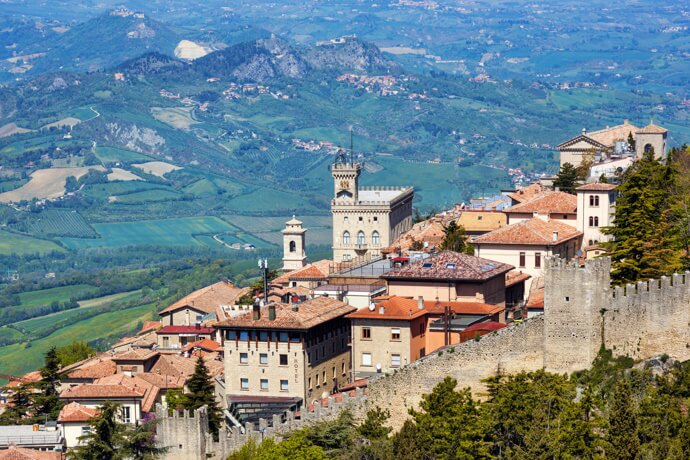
[60,216,237,249]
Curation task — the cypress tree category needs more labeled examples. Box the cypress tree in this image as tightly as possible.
[606,378,639,460]
[439,221,474,255]
[185,355,221,436]
[33,346,63,421]
[0,384,32,425]
[553,162,578,194]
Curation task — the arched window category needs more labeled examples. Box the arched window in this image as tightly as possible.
[594,216,599,227]
[372,231,380,246]
[589,216,599,227]
[289,241,296,253]
[342,231,350,246]
[357,231,365,245]
[644,143,653,154]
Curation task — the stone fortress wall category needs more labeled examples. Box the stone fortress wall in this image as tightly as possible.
[158,256,690,454]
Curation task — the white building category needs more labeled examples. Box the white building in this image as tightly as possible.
[575,183,617,249]
[282,216,307,271]
[330,158,413,262]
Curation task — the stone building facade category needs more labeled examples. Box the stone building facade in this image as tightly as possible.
[330,160,413,262]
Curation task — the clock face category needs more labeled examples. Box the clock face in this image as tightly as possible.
[339,180,350,189]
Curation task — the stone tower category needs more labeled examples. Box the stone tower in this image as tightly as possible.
[282,216,307,271]
[543,257,611,374]
[635,121,668,160]
[331,154,361,204]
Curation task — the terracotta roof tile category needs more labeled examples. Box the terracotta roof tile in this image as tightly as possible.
[138,321,161,335]
[424,300,504,315]
[60,384,144,400]
[181,338,221,353]
[58,401,99,423]
[576,183,617,191]
[505,270,531,287]
[388,220,446,252]
[507,183,545,203]
[463,321,506,333]
[159,281,247,315]
[273,260,333,284]
[382,251,513,281]
[0,446,62,460]
[455,211,507,232]
[506,191,577,215]
[157,326,215,334]
[112,349,158,362]
[150,354,224,380]
[474,218,582,246]
[135,372,186,390]
[216,296,356,330]
[346,295,504,320]
[587,122,638,146]
[65,357,117,380]
[95,374,159,413]
[636,122,667,134]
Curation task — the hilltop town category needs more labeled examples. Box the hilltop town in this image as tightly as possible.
[2,119,689,458]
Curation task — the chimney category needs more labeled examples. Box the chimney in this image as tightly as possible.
[379,305,385,315]
[417,296,424,310]
[582,127,586,135]
[253,303,261,321]
[269,304,276,321]
[554,187,560,193]
[291,304,299,312]
[552,231,558,242]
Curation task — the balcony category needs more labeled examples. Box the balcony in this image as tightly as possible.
[354,243,368,250]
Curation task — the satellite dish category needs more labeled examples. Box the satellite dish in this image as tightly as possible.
[368,302,376,311]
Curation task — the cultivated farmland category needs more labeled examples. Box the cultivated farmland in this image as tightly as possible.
[59,216,237,249]
[107,168,142,181]
[0,166,105,202]
[26,209,98,238]
[132,161,182,177]
[0,230,65,255]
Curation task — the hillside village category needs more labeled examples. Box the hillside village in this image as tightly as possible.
[0,118,681,458]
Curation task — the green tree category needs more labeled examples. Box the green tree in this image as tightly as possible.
[121,419,166,460]
[408,377,492,459]
[184,356,221,437]
[32,346,63,421]
[606,378,639,460]
[603,150,682,284]
[553,162,578,194]
[439,221,474,255]
[56,341,96,367]
[69,402,123,460]
[0,384,32,425]
[357,407,392,440]
[409,240,424,251]
[628,131,636,152]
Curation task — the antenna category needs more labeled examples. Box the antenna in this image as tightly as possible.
[349,127,354,163]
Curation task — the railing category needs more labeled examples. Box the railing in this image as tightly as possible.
[0,434,62,446]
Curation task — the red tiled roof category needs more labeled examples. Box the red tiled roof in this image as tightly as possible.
[159,281,248,315]
[112,349,158,362]
[382,251,513,282]
[138,321,161,335]
[505,270,531,287]
[505,191,577,215]
[216,296,356,330]
[0,446,62,460]
[150,354,224,380]
[506,183,545,203]
[65,357,117,380]
[576,183,617,192]
[60,384,144,400]
[273,260,333,284]
[347,295,504,320]
[96,374,159,413]
[181,338,221,353]
[135,372,186,390]
[474,218,582,246]
[463,321,506,333]
[157,326,215,334]
[58,401,99,423]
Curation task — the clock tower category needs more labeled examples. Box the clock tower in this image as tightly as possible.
[331,150,361,204]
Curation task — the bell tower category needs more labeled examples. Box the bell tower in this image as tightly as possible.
[331,150,361,204]
[282,216,307,271]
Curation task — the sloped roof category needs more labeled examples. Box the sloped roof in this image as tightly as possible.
[474,218,582,246]
[157,326,215,334]
[556,134,609,151]
[507,183,546,203]
[455,211,507,232]
[273,260,333,284]
[505,191,577,215]
[159,280,247,315]
[64,357,117,380]
[636,122,667,134]
[0,446,62,460]
[181,338,221,353]
[463,321,506,333]
[112,349,158,362]
[150,354,224,380]
[382,251,513,282]
[215,296,356,330]
[346,296,426,321]
[388,219,446,252]
[138,321,161,335]
[505,270,531,287]
[587,122,638,146]
[576,183,617,192]
[58,401,99,423]
[135,372,186,390]
[60,384,144,400]
[95,374,159,413]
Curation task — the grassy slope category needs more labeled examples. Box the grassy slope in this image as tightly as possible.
[0,230,66,255]
[18,284,96,308]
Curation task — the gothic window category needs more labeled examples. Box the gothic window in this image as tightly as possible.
[343,231,350,245]
[289,241,296,253]
[372,231,380,246]
[357,231,365,245]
